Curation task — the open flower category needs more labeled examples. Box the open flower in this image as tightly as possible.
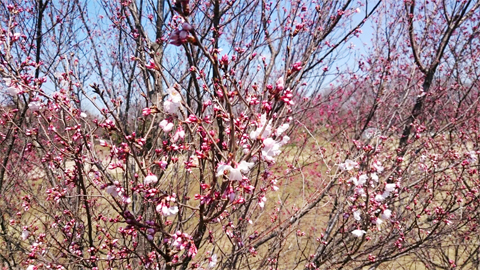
[351,174,368,186]
[381,209,392,220]
[164,87,183,114]
[216,161,254,181]
[352,229,366,237]
[28,101,43,111]
[105,185,120,197]
[157,205,179,216]
[159,119,174,132]
[250,113,272,140]
[258,196,267,208]
[262,138,282,162]
[156,194,178,216]
[375,183,397,202]
[21,228,29,240]
[208,254,218,269]
[339,159,358,171]
[353,210,362,221]
[144,173,158,185]
[276,123,290,136]
[373,160,384,173]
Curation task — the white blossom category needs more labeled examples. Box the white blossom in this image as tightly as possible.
[217,161,254,181]
[144,173,158,185]
[276,123,290,136]
[353,210,362,221]
[351,229,366,237]
[105,185,119,197]
[339,159,358,171]
[238,160,254,173]
[262,138,282,162]
[357,174,368,186]
[208,254,218,269]
[157,205,179,216]
[373,161,384,173]
[28,101,43,111]
[258,196,267,208]
[250,114,272,140]
[164,87,182,114]
[21,229,29,240]
[381,209,392,220]
[361,128,379,140]
[5,87,20,95]
[160,120,174,132]
[385,183,396,192]
[375,194,386,202]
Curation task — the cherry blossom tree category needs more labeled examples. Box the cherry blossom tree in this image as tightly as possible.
[1,0,480,269]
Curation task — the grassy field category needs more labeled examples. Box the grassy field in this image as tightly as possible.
[2,133,480,269]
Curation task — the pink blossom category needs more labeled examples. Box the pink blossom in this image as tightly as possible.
[172,126,185,142]
[145,59,157,70]
[170,23,194,46]
[275,77,284,91]
[292,61,302,72]
[142,107,151,116]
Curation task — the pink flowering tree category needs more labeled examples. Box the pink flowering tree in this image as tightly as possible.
[1,0,480,269]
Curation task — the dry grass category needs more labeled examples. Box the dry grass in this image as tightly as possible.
[3,132,480,269]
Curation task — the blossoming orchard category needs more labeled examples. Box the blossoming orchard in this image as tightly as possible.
[1,0,480,269]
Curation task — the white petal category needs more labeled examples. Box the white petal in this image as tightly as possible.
[352,229,366,237]
[144,174,158,185]
[353,210,362,221]
[216,164,232,177]
[381,209,392,220]
[276,123,289,136]
[375,194,386,202]
[237,161,254,173]
[357,174,368,186]
[21,230,29,240]
[385,183,396,192]
[229,168,243,181]
[106,185,119,197]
